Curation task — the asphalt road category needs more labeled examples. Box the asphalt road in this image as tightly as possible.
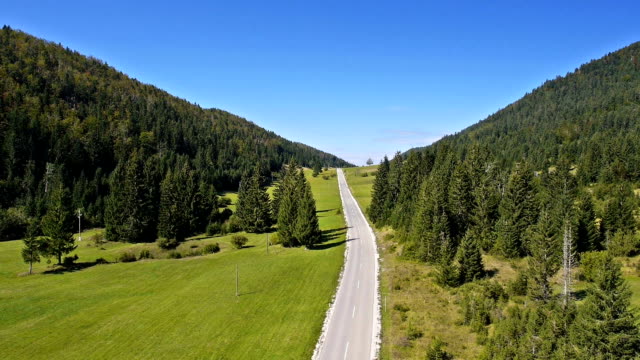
[315,169,380,360]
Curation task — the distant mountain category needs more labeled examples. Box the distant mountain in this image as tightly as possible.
[413,41,640,183]
[0,26,351,231]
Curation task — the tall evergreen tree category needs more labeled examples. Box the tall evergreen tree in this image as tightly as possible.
[457,232,484,284]
[382,152,403,223]
[368,156,390,225]
[448,161,473,238]
[571,253,640,359]
[601,183,637,236]
[277,160,301,247]
[495,162,538,258]
[236,166,272,233]
[295,172,321,248]
[576,191,600,253]
[41,184,76,264]
[527,208,561,301]
[469,162,499,251]
[21,221,41,274]
[391,151,426,231]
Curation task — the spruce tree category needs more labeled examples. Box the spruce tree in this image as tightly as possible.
[576,191,600,253]
[495,162,537,258]
[448,161,473,238]
[295,174,321,248]
[382,152,403,223]
[391,151,424,231]
[41,184,76,264]
[457,232,484,284]
[158,166,191,243]
[277,160,301,247]
[527,208,561,301]
[601,184,636,236]
[571,253,640,359]
[368,156,390,225]
[236,167,272,233]
[21,221,41,274]
[470,162,499,251]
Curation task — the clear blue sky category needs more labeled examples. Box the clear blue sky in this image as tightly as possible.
[3,1,639,165]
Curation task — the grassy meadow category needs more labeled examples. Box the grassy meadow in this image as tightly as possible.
[0,169,346,360]
[342,165,640,359]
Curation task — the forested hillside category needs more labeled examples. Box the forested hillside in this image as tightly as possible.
[370,41,640,358]
[415,41,640,183]
[0,26,350,239]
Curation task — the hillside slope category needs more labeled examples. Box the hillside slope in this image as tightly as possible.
[415,41,640,183]
[0,26,351,230]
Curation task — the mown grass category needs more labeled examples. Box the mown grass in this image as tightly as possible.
[342,165,640,360]
[0,169,346,360]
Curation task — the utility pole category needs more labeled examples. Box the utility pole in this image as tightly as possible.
[75,208,83,241]
[235,264,239,297]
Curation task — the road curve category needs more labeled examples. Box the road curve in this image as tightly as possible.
[314,169,380,360]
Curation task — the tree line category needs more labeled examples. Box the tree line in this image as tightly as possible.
[0,26,350,242]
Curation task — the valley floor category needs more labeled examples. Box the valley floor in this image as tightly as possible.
[0,169,346,360]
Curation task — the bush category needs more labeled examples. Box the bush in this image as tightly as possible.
[231,235,248,249]
[425,338,454,360]
[226,216,242,233]
[167,251,182,259]
[62,254,79,266]
[95,257,109,264]
[118,252,137,263]
[507,271,528,296]
[138,249,153,260]
[360,172,369,177]
[335,208,342,215]
[203,243,220,254]
[407,324,423,340]
[207,222,222,236]
[322,175,330,180]
[218,197,233,207]
[607,231,639,257]
[269,232,281,245]
[158,237,179,250]
[0,207,29,241]
[91,232,106,247]
[580,251,609,282]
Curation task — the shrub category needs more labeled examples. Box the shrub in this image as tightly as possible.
[0,207,29,241]
[384,233,395,241]
[269,232,281,245]
[360,172,369,177]
[62,254,79,266]
[138,249,152,260]
[393,303,410,313]
[580,251,609,282]
[407,324,423,340]
[95,257,109,264]
[607,231,639,257]
[507,271,528,296]
[203,243,220,254]
[335,208,342,215]
[158,237,179,250]
[91,232,106,247]
[322,175,330,180]
[207,222,222,236]
[425,338,453,360]
[167,251,182,259]
[118,252,137,263]
[226,216,242,233]
[231,235,248,249]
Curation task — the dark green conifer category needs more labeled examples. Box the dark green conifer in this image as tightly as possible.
[457,232,484,284]
[368,156,390,225]
[41,184,76,264]
[527,208,561,301]
[277,160,301,247]
[576,191,600,252]
[236,166,272,233]
[571,252,640,359]
[295,174,321,248]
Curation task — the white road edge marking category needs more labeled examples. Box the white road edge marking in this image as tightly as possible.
[344,342,349,360]
[357,280,360,289]
[352,306,356,318]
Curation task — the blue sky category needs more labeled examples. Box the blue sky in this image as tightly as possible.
[3,1,639,165]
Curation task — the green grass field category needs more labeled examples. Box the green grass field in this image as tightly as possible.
[343,165,376,213]
[0,169,346,360]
